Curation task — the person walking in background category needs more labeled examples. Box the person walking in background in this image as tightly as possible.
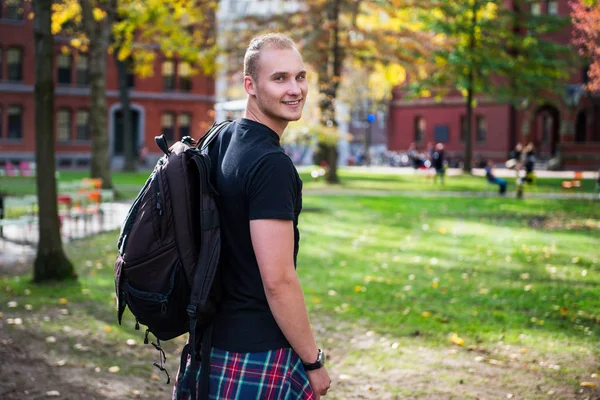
[485,160,507,195]
[506,142,523,177]
[432,143,445,185]
[523,142,536,184]
[173,33,330,399]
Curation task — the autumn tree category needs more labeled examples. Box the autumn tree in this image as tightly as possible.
[225,0,431,183]
[53,0,217,179]
[410,0,573,172]
[33,0,75,282]
[571,0,600,91]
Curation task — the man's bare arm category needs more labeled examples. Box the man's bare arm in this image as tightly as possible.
[249,219,318,362]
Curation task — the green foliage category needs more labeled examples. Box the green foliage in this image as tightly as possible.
[409,0,575,106]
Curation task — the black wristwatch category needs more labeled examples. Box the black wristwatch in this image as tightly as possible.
[302,349,324,371]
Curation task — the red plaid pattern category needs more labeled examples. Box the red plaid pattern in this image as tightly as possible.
[173,346,315,400]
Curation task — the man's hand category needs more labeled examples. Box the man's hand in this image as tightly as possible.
[307,367,331,399]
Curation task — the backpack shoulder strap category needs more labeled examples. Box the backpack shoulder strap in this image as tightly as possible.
[198,120,232,152]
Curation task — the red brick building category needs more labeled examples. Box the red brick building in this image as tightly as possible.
[387,0,600,169]
[0,0,215,169]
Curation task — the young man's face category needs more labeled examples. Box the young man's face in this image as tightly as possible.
[247,46,308,129]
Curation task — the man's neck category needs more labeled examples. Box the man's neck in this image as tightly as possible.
[244,106,287,137]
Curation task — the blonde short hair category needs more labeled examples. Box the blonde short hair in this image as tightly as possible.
[243,33,297,81]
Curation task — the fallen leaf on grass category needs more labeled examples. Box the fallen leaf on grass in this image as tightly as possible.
[7,301,17,308]
[25,304,32,311]
[126,339,136,346]
[151,373,160,381]
[591,373,598,378]
[104,325,112,332]
[339,374,353,380]
[108,366,120,373]
[58,298,68,305]
[46,390,60,397]
[580,382,597,388]
[450,333,465,346]
[46,336,57,343]
[56,360,66,366]
[421,311,431,318]
[0,312,3,319]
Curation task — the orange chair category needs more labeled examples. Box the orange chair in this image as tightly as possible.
[562,171,584,196]
[572,171,583,195]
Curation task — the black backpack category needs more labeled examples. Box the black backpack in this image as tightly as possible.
[114,120,230,394]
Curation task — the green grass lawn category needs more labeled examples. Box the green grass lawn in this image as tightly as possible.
[1,183,599,397]
[299,195,600,350]
[0,168,597,198]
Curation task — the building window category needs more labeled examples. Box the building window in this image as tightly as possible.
[161,112,175,141]
[7,47,23,82]
[179,62,192,92]
[76,110,90,141]
[76,54,89,85]
[531,2,541,15]
[178,113,191,139]
[57,109,72,142]
[7,106,22,139]
[4,0,24,21]
[476,116,487,143]
[57,53,72,85]
[547,0,558,15]
[414,116,425,143]
[0,50,2,80]
[434,124,450,143]
[0,105,3,138]
[163,60,175,91]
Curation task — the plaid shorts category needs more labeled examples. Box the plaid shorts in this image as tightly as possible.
[172,346,315,400]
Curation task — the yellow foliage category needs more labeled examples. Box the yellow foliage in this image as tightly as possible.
[51,0,81,35]
[92,8,107,22]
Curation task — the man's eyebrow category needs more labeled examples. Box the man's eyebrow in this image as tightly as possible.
[269,70,307,77]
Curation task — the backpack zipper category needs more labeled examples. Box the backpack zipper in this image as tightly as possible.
[152,174,163,239]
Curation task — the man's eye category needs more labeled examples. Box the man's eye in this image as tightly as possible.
[274,76,284,81]
[297,75,306,81]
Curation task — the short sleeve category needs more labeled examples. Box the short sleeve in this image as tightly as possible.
[247,153,299,221]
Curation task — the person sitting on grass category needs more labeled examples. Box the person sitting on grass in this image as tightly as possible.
[485,160,507,195]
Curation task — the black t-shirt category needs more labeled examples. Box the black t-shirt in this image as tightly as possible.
[208,118,303,353]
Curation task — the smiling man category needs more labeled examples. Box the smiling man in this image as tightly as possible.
[173,33,331,400]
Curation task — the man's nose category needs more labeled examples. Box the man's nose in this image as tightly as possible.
[287,80,302,95]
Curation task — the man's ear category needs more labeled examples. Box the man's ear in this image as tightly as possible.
[244,76,256,96]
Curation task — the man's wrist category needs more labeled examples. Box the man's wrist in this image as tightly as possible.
[301,348,324,371]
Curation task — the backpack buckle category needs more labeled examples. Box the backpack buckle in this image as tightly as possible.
[186,304,197,317]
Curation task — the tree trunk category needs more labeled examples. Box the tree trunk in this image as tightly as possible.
[463,0,478,173]
[32,0,75,282]
[115,52,136,172]
[317,0,343,184]
[81,0,115,190]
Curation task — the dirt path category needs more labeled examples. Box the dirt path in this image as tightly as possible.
[2,317,599,400]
